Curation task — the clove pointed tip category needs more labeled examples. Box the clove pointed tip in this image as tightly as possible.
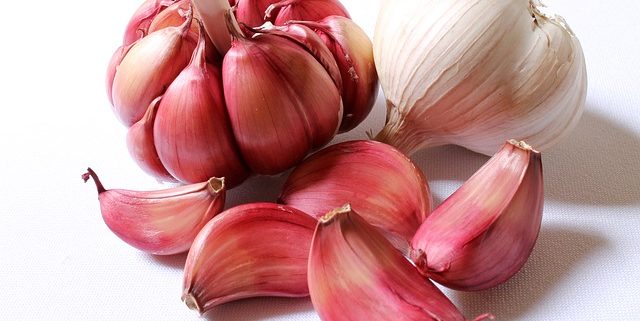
[206,177,225,195]
[182,293,203,314]
[507,139,539,154]
[319,204,351,225]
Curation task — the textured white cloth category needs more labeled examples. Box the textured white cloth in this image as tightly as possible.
[1,0,639,320]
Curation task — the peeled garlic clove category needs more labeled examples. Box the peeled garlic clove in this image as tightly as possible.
[182,203,316,313]
[374,0,587,156]
[126,97,177,183]
[266,0,350,26]
[309,205,490,321]
[294,16,379,131]
[123,0,177,46]
[223,14,342,175]
[411,140,544,291]
[257,22,342,91]
[111,13,196,126]
[82,168,225,255]
[154,22,249,186]
[279,140,431,250]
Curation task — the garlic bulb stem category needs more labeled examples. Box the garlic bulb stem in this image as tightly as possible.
[191,0,232,54]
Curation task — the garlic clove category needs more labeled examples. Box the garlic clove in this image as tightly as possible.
[154,22,249,186]
[266,0,350,26]
[309,205,491,321]
[294,16,379,132]
[82,168,225,255]
[148,0,197,34]
[411,140,544,291]
[223,15,342,175]
[111,12,196,127]
[126,97,177,183]
[373,0,587,156]
[149,1,223,64]
[105,44,133,107]
[256,22,342,91]
[279,140,431,251]
[235,0,277,27]
[182,203,316,313]
[123,0,177,46]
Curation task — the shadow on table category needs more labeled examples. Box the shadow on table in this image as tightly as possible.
[205,297,314,321]
[149,252,188,270]
[454,227,608,320]
[410,109,640,206]
[544,110,640,205]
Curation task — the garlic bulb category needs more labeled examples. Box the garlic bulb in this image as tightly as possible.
[374,0,587,156]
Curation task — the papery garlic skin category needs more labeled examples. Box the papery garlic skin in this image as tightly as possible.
[223,28,342,175]
[374,0,587,156]
[82,168,225,255]
[309,205,490,321]
[411,140,543,291]
[279,140,431,250]
[111,15,196,126]
[154,23,249,186]
[183,203,316,313]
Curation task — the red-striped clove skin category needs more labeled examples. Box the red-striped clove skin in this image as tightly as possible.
[294,16,379,131]
[235,0,278,27]
[279,140,431,250]
[110,12,196,126]
[182,203,316,313]
[222,13,342,175]
[411,140,544,291]
[123,0,178,46]
[82,168,225,255]
[154,21,249,186]
[308,205,492,321]
[266,0,350,26]
[256,22,342,91]
[126,97,177,183]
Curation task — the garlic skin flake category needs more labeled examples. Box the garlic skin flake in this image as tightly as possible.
[374,0,587,156]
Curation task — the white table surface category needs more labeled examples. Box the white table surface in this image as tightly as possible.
[1,0,639,320]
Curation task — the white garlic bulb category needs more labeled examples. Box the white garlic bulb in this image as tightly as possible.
[374,0,587,155]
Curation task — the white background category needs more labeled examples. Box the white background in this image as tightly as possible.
[1,0,639,320]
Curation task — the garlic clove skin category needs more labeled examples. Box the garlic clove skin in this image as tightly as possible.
[148,0,196,34]
[123,0,177,46]
[105,44,133,106]
[266,0,350,26]
[411,140,544,291]
[223,21,342,175]
[309,205,491,321]
[182,203,316,313]
[154,22,249,187]
[374,0,587,156]
[148,1,222,64]
[126,97,178,183]
[279,140,431,251]
[294,16,379,132]
[82,168,225,255]
[111,14,196,127]
[235,0,277,27]
[257,22,342,91]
